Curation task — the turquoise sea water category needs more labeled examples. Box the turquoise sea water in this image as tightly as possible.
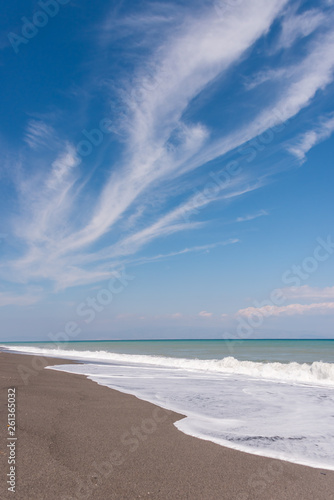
[1,339,333,363]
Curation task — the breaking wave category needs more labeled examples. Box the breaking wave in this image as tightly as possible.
[1,344,334,387]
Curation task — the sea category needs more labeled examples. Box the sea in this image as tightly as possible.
[1,339,334,470]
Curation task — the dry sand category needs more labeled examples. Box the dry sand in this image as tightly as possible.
[1,351,334,500]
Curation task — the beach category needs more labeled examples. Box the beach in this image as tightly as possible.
[1,352,334,499]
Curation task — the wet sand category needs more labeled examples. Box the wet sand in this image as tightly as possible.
[1,351,334,500]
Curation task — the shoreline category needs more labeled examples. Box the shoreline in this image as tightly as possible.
[1,352,334,499]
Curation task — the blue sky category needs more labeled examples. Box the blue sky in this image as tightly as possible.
[1,0,334,341]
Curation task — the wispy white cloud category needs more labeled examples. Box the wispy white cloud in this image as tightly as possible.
[198,311,213,318]
[238,302,334,317]
[70,179,244,269]
[54,0,288,258]
[128,239,239,266]
[245,68,288,90]
[281,285,334,300]
[236,210,268,222]
[98,1,183,48]
[198,28,334,169]
[14,143,80,246]
[288,112,334,161]
[276,7,326,50]
[237,286,334,318]
[122,205,146,230]
[24,120,57,151]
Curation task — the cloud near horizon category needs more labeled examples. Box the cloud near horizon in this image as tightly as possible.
[198,311,213,318]
[236,285,334,319]
[281,285,334,300]
[238,302,334,317]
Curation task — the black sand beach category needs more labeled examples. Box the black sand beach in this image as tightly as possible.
[1,352,334,500]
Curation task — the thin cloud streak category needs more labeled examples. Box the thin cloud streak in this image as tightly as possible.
[129,239,240,266]
[282,285,334,300]
[198,311,213,318]
[276,7,326,50]
[238,302,334,317]
[236,210,268,222]
[24,120,57,151]
[288,112,334,161]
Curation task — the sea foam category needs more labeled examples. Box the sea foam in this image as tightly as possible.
[2,344,334,387]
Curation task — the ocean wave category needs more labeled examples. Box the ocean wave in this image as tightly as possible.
[2,344,334,387]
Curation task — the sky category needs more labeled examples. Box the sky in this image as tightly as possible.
[0,0,334,341]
